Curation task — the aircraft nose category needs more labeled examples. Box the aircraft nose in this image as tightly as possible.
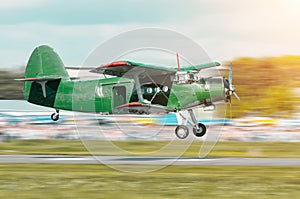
[204,77,226,103]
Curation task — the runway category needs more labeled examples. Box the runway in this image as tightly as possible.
[0,155,300,166]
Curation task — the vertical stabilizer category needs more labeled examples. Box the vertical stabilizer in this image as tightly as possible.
[23,45,69,107]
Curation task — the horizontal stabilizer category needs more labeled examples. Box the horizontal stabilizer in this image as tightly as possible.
[15,77,79,81]
[65,66,95,70]
[15,77,61,81]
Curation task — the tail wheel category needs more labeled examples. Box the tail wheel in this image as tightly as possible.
[175,125,189,139]
[51,113,59,121]
[193,123,206,137]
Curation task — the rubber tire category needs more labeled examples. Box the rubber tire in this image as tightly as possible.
[175,125,189,139]
[193,123,206,137]
[51,113,59,121]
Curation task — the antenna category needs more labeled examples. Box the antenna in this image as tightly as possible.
[176,52,180,71]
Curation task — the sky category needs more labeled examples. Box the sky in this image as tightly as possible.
[1,0,300,69]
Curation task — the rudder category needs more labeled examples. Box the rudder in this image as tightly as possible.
[25,45,69,79]
[23,45,69,107]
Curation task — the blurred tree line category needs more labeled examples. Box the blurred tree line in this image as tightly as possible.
[1,55,300,118]
[224,56,300,118]
[0,69,24,99]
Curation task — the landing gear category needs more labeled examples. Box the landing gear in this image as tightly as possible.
[193,123,206,137]
[175,125,189,139]
[174,109,207,139]
[51,110,59,121]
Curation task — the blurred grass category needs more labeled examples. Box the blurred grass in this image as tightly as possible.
[0,164,299,199]
[0,140,299,158]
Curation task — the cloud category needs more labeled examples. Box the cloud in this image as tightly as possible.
[1,0,300,69]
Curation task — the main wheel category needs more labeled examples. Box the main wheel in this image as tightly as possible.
[193,123,206,137]
[51,113,59,121]
[175,125,189,139]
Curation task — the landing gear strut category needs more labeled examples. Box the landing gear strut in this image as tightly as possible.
[51,110,59,121]
[174,109,207,139]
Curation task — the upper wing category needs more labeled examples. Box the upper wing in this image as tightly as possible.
[179,61,221,71]
[90,61,176,77]
[89,60,221,76]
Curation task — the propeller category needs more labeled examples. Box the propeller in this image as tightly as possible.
[227,63,240,101]
[224,63,240,118]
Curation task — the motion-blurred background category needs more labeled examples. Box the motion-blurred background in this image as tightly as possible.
[1,1,300,198]
[1,0,300,142]
[1,56,300,142]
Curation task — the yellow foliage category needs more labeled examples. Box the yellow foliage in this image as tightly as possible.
[225,56,300,118]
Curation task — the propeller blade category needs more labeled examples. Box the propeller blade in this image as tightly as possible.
[229,95,232,119]
[223,78,229,89]
[227,62,238,119]
[229,63,233,85]
[233,92,240,101]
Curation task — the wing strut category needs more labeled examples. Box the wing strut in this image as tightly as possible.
[133,72,150,104]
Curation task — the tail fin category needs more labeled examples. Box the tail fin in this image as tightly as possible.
[25,45,69,79]
[23,45,69,107]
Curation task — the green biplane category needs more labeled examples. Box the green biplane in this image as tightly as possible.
[17,45,239,139]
